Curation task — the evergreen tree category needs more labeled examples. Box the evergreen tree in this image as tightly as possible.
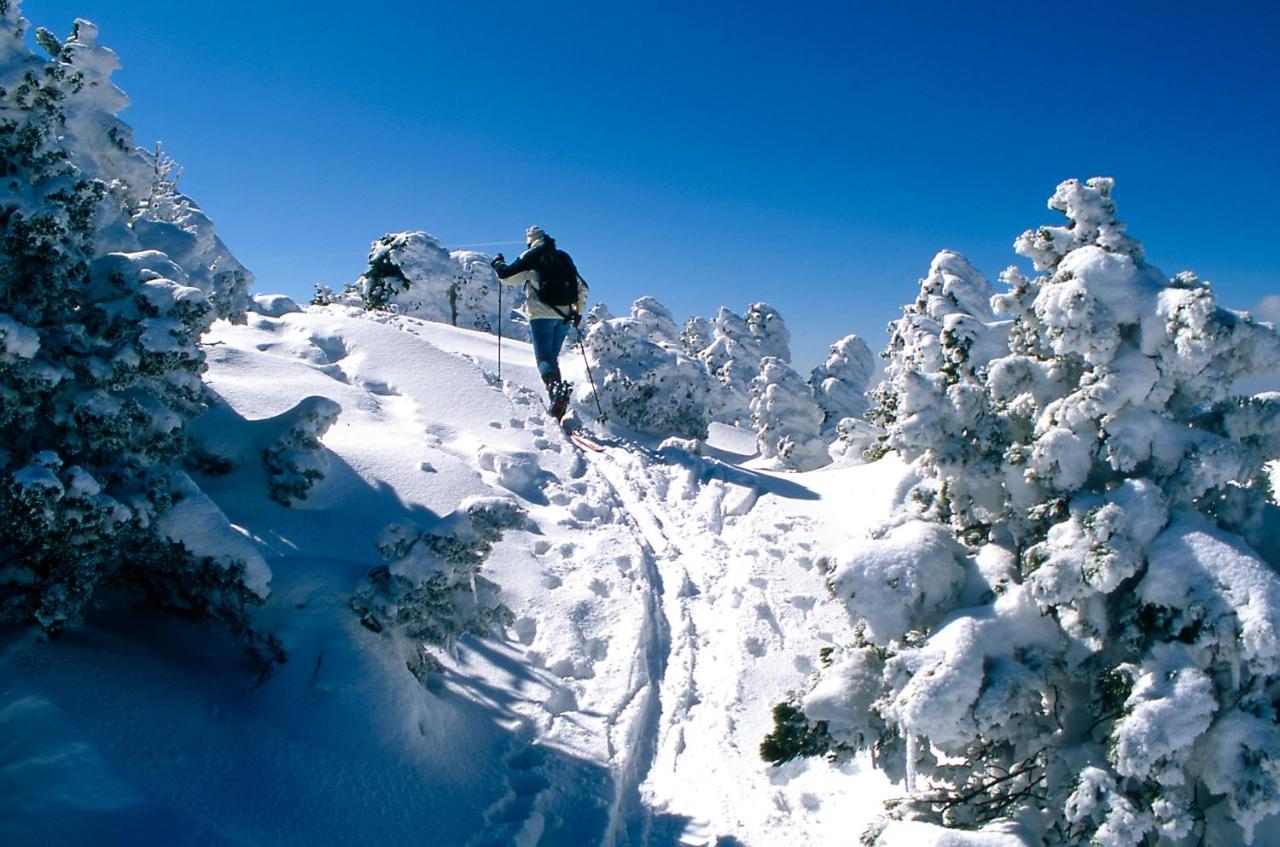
[349,231,529,340]
[770,178,1280,845]
[809,333,875,436]
[750,357,830,471]
[0,5,271,652]
[699,306,763,425]
[680,315,712,358]
[583,297,715,439]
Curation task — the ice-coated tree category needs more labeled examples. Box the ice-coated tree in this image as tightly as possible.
[583,297,715,439]
[0,5,272,652]
[350,231,529,340]
[809,333,875,436]
[750,357,830,471]
[767,178,1280,845]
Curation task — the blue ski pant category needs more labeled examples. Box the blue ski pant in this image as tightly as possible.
[530,318,571,380]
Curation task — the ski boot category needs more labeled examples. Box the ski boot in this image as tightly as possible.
[548,380,573,421]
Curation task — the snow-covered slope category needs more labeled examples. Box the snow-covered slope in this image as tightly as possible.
[1,305,910,846]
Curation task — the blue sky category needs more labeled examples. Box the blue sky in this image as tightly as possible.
[23,0,1280,369]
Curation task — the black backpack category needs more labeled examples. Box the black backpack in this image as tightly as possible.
[536,248,579,308]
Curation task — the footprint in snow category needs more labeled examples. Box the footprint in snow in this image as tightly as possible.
[468,745,552,847]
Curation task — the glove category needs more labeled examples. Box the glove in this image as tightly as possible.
[572,314,582,328]
[490,254,505,270]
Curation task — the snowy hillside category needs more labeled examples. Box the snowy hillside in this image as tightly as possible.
[1,306,914,846]
[5,3,1280,845]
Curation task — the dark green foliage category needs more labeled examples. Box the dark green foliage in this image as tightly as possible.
[362,243,410,311]
[760,701,833,765]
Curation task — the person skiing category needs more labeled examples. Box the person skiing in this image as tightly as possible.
[491,226,589,419]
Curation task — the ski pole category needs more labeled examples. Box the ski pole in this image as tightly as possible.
[574,324,607,423]
[496,276,503,380]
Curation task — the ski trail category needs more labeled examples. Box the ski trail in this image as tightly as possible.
[477,376,677,847]
[581,446,711,847]
[582,450,676,847]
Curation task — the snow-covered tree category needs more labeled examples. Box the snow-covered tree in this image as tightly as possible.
[0,6,271,652]
[680,315,712,358]
[809,333,875,436]
[50,19,252,321]
[769,178,1280,845]
[351,496,524,680]
[750,357,830,471]
[586,302,613,326]
[863,250,1010,530]
[630,296,682,352]
[699,307,762,424]
[348,231,528,340]
[583,297,715,439]
[745,301,791,363]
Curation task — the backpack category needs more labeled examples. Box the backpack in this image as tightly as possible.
[536,248,579,308]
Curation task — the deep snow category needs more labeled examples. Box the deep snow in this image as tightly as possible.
[2,306,916,846]
[5,304,1277,846]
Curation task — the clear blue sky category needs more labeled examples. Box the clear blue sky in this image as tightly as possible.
[22,0,1280,369]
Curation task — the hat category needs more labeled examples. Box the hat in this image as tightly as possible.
[526,225,546,243]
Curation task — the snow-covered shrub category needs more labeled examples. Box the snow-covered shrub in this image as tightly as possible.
[750,357,829,471]
[351,496,524,673]
[809,333,875,435]
[686,301,793,425]
[583,298,716,439]
[249,293,302,317]
[769,178,1280,844]
[0,6,270,647]
[347,231,528,340]
[261,396,341,506]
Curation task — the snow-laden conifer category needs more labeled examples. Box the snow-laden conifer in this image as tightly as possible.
[49,19,252,321]
[745,302,791,363]
[0,5,270,648]
[769,178,1280,844]
[750,357,830,471]
[864,250,1009,529]
[345,231,528,340]
[630,296,682,353]
[583,297,715,439]
[699,307,763,424]
[680,315,712,358]
[809,333,875,436]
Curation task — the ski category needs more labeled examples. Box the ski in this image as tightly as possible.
[569,432,605,452]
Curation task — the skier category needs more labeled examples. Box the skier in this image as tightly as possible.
[491,226,589,420]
